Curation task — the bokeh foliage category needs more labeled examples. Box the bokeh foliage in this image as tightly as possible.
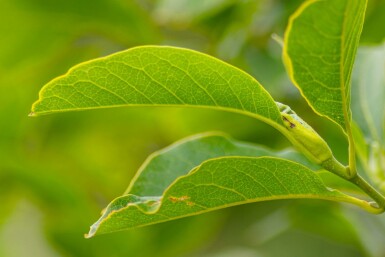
[1,0,385,256]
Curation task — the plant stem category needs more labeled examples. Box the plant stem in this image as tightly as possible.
[322,157,385,212]
[347,130,357,177]
[322,157,350,180]
[349,175,385,210]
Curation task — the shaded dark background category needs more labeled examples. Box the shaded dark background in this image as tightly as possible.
[1,0,385,256]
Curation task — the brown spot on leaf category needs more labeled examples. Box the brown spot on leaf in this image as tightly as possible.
[169,196,190,203]
[282,116,296,128]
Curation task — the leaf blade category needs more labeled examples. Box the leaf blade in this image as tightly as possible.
[86,156,371,237]
[283,0,367,131]
[31,46,283,128]
[126,132,319,196]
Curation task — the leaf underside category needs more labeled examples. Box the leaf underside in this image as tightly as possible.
[27,5,374,238]
[126,132,320,197]
[87,157,363,237]
[86,134,367,237]
[31,46,283,129]
[284,0,367,131]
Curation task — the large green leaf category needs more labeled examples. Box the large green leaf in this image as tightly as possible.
[31,46,339,162]
[85,133,367,236]
[284,0,367,131]
[126,132,319,197]
[30,46,284,130]
[86,156,370,237]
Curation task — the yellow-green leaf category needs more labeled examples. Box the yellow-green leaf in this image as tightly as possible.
[284,0,367,131]
[84,133,373,237]
[86,156,371,237]
[31,46,283,130]
[126,132,319,197]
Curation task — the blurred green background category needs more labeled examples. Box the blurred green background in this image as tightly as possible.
[1,0,385,256]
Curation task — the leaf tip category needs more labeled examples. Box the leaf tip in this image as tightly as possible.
[85,223,99,239]
[84,233,92,239]
[29,98,43,117]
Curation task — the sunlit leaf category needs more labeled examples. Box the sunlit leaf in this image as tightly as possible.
[126,132,319,196]
[284,0,367,131]
[86,156,369,237]
[31,46,285,130]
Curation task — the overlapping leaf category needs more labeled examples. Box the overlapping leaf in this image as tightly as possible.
[284,0,367,131]
[87,156,368,237]
[126,132,319,197]
[86,133,371,237]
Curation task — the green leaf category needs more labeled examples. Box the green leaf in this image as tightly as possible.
[126,132,319,197]
[31,46,284,129]
[84,132,370,237]
[86,156,370,237]
[31,46,339,164]
[284,0,367,131]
